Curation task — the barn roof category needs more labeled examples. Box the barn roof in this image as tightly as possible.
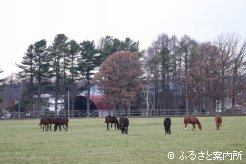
[77,86,111,110]
[90,95,111,110]
[0,102,16,108]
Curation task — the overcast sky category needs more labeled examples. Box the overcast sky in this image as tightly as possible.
[0,0,246,78]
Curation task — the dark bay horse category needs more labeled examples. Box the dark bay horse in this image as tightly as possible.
[119,116,124,131]
[105,115,119,130]
[119,116,129,134]
[54,117,69,131]
[215,115,222,130]
[163,117,171,135]
[39,117,51,131]
[184,116,202,131]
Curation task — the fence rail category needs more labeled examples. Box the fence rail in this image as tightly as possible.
[1,108,246,120]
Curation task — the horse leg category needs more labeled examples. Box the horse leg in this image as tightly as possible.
[217,122,220,130]
[165,127,168,135]
[168,125,171,134]
[121,127,124,134]
[64,124,67,131]
[125,126,128,134]
[193,124,197,131]
[184,123,187,130]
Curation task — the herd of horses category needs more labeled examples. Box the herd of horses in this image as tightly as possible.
[105,115,129,134]
[104,114,222,135]
[38,114,222,135]
[39,116,69,131]
[163,114,223,135]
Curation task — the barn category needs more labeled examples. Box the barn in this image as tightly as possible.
[74,87,111,117]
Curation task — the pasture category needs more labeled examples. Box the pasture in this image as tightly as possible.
[0,116,245,164]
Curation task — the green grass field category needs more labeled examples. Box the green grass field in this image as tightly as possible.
[0,116,245,164]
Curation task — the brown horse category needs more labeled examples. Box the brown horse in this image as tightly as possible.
[39,117,50,131]
[215,115,222,130]
[184,116,202,131]
[105,115,119,130]
[118,116,124,131]
[119,116,129,134]
[54,117,69,131]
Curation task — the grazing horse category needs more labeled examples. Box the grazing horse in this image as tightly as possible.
[184,116,202,131]
[54,117,69,131]
[105,115,119,130]
[163,117,171,135]
[39,117,50,131]
[47,117,55,131]
[118,116,124,131]
[119,117,129,134]
[62,117,69,131]
[215,115,222,130]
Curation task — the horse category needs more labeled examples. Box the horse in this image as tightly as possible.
[54,117,69,131]
[184,116,202,131]
[105,115,119,130]
[39,117,50,131]
[119,116,129,134]
[118,115,124,131]
[215,115,222,130]
[47,117,55,131]
[163,117,171,135]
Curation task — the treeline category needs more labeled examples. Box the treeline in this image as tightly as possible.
[143,33,246,115]
[0,33,246,115]
[0,34,140,115]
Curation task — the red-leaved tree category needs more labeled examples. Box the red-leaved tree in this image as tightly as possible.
[93,51,143,115]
